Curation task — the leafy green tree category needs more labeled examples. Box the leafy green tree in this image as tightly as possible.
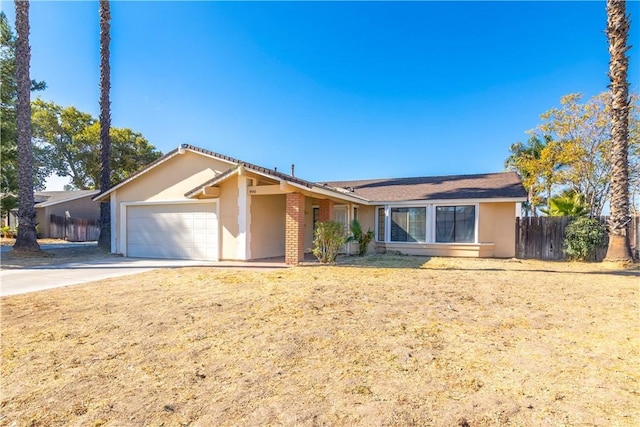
[31,100,161,190]
[538,93,612,216]
[0,11,47,195]
[31,100,95,188]
[537,92,639,217]
[604,0,633,261]
[507,92,639,218]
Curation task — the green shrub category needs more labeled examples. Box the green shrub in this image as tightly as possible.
[347,219,375,256]
[0,226,9,238]
[312,221,347,263]
[564,217,606,261]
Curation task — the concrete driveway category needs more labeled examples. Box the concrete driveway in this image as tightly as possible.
[1,257,288,297]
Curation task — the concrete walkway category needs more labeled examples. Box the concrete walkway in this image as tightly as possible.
[1,257,288,297]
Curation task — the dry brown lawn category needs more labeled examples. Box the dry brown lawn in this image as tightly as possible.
[1,255,638,426]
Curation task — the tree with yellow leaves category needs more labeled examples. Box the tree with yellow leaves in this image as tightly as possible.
[507,92,639,217]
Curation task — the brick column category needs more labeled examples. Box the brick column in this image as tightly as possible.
[318,199,334,222]
[285,192,305,265]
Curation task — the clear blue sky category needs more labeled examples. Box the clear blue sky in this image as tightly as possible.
[2,0,639,190]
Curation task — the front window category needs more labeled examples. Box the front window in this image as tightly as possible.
[390,207,426,242]
[436,205,475,243]
[312,207,320,234]
[377,207,385,241]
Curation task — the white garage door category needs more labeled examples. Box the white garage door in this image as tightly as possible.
[126,202,218,260]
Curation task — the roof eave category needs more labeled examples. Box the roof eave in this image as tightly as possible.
[367,196,528,205]
[38,190,101,207]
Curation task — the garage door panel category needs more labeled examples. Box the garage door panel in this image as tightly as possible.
[127,232,165,246]
[126,203,218,260]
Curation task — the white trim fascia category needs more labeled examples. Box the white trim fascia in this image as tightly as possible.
[120,199,213,207]
[374,206,381,242]
[287,181,368,204]
[119,199,219,257]
[385,206,391,242]
[119,203,127,256]
[475,204,480,243]
[37,190,100,207]
[110,192,116,253]
[426,204,435,243]
[366,197,526,206]
[238,165,369,204]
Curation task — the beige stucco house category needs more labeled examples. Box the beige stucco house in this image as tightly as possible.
[94,144,527,264]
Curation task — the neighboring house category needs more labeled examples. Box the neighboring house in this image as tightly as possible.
[94,144,527,264]
[33,190,100,238]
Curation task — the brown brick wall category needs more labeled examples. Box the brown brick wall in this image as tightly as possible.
[318,199,334,222]
[285,192,306,264]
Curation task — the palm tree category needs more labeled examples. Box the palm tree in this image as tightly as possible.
[13,0,39,252]
[539,194,589,217]
[604,0,633,261]
[97,0,111,250]
[505,134,547,216]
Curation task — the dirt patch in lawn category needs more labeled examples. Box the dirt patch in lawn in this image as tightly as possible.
[1,256,638,426]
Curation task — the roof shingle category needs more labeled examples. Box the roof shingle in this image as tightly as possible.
[325,172,526,202]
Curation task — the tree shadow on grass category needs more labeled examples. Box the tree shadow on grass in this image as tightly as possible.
[315,254,640,277]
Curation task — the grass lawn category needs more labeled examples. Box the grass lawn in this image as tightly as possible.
[1,255,638,426]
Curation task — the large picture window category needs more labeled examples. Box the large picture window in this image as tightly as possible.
[436,205,475,243]
[390,207,426,242]
[377,207,385,241]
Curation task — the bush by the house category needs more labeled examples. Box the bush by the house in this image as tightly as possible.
[563,217,606,261]
[347,219,375,256]
[0,226,18,238]
[312,221,347,263]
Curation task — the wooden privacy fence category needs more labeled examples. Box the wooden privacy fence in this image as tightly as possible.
[516,215,640,261]
[49,215,100,242]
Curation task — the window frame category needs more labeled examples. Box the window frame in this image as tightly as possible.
[434,204,478,243]
[375,207,386,242]
[312,205,320,235]
[389,207,427,243]
[375,202,479,244]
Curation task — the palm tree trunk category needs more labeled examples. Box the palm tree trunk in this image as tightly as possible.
[97,0,111,251]
[13,0,40,252]
[605,0,633,261]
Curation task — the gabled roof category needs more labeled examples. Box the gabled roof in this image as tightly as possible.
[94,143,526,205]
[184,167,240,198]
[95,144,367,203]
[34,190,100,207]
[325,172,527,203]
